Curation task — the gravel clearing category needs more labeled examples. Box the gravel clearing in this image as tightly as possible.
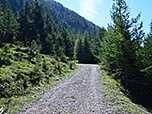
[17,64,123,114]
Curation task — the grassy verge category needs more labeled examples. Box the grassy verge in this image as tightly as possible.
[100,69,150,114]
[0,44,80,114]
[0,64,80,114]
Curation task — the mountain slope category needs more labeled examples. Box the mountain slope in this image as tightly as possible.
[41,0,100,32]
[0,0,24,13]
[0,0,100,32]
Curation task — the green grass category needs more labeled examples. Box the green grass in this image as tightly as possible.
[0,65,80,114]
[100,70,150,114]
[0,44,80,114]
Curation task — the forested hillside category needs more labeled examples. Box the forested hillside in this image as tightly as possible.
[0,0,24,14]
[0,0,99,32]
[0,0,81,113]
[0,0,104,100]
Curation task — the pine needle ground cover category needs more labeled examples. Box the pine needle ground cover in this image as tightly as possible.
[0,44,79,114]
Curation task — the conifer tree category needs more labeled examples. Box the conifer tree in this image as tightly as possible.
[41,33,56,55]
[31,0,44,41]
[60,26,74,59]
[65,35,74,59]
[92,28,106,63]
[106,0,143,77]
[2,0,18,43]
[18,1,32,45]
[0,4,3,44]
[41,8,57,54]
[83,31,92,63]
[43,8,57,36]
[76,38,83,63]
[143,21,152,68]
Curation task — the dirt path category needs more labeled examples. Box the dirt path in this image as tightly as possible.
[18,64,115,114]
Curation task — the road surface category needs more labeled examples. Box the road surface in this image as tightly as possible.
[18,64,116,114]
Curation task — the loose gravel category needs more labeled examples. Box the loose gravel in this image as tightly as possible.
[17,64,120,114]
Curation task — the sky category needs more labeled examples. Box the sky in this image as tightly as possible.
[55,0,152,34]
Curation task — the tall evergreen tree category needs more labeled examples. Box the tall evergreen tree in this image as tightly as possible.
[92,28,106,63]
[31,0,44,41]
[0,4,3,44]
[18,1,32,45]
[1,0,18,43]
[43,8,57,36]
[107,0,143,77]
[60,26,74,59]
[41,8,57,54]
[75,37,83,63]
[83,31,92,63]
[143,21,152,68]
[42,33,56,54]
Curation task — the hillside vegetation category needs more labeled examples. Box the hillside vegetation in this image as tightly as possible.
[0,44,77,113]
[0,1,79,113]
[0,0,99,32]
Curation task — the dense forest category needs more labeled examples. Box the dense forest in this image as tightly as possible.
[0,0,105,63]
[0,0,152,112]
[0,0,99,32]
[0,0,103,103]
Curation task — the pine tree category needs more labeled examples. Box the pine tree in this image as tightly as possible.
[55,32,65,59]
[92,28,106,63]
[65,35,74,60]
[108,0,143,77]
[0,4,3,44]
[42,33,56,54]
[43,8,56,36]
[40,7,58,54]
[31,0,44,41]
[60,26,74,59]
[143,21,152,68]
[102,27,123,74]
[83,31,92,63]
[1,0,18,43]
[75,37,83,63]
[18,1,32,45]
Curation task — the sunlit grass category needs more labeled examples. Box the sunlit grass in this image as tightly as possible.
[101,70,149,114]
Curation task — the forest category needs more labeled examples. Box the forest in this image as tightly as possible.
[0,0,152,112]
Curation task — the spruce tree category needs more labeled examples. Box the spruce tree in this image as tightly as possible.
[92,28,106,63]
[65,35,74,60]
[31,0,44,41]
[0,4,3,44]
[76,38,83,63]
[60,26,74,59]
[18,1,32,45]
[43,8,56,35]
[143,21,152,68]
[2,0,18,43]
[108,0,143,77]
[83,31,92,63]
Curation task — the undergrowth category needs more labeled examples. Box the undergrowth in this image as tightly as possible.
[100,69,150,114]
[0,44,79,114]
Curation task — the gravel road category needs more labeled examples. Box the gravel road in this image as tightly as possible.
[18,64,116,114]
